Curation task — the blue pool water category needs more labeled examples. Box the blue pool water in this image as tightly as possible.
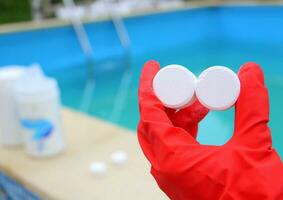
[0,5,283,157]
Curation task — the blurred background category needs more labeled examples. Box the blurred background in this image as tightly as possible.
[0,0,283,199]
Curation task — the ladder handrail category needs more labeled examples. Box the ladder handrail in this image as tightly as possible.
[111,13,131,53]
[62,0,93,58]
[104,1,131,56]
[104,1,133,123]
[62,0,95,113]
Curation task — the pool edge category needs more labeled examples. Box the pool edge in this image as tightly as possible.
[0,1,283,34]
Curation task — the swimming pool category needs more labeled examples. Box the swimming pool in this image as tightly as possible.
[0,5,283,157]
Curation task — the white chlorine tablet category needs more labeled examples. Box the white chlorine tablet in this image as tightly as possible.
[196,66,240,110]
[90,161,107,177]
[111,150,128,166]
[153,64,197,109]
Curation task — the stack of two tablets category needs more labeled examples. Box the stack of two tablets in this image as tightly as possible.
[153,64,241,111]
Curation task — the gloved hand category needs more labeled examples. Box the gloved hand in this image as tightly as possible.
[138,61,283,200]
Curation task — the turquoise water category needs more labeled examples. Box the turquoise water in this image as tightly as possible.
[47,40,283,157]
[0,6,282,157]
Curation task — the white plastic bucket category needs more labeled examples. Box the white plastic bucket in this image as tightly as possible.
[0,66,25,146]
[15,67,65,157]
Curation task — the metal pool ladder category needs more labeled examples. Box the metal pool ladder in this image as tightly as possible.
[62,0,96,112]
[62,0,133,121]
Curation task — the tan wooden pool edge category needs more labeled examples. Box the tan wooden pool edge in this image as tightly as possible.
[0,164,56,199]
[0,0,282,34]
[0,108,167,200]
[0,108,133,199]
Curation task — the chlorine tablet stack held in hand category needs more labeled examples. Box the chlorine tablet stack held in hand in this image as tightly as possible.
[196,66,240,110]
[153,64,197,109]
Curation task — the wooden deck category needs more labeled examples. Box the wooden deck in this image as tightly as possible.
[0,108,167,200]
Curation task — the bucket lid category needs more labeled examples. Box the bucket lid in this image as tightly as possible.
[0,66,25,82]
[15,65,59,102]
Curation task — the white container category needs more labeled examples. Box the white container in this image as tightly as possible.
[15,67,65,157]
[153,64,197,109]
[0,66,25,146]
[196,66,240,110]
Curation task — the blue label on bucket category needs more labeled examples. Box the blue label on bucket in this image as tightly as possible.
[21,119,54,142]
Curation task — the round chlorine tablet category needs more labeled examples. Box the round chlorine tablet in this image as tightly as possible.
[196,66,240,110]
[111,150,128,166]
[153,64,197,109]
[89,161,107,177]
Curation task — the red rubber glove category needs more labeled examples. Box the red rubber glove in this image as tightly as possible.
[138,61,283,200]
